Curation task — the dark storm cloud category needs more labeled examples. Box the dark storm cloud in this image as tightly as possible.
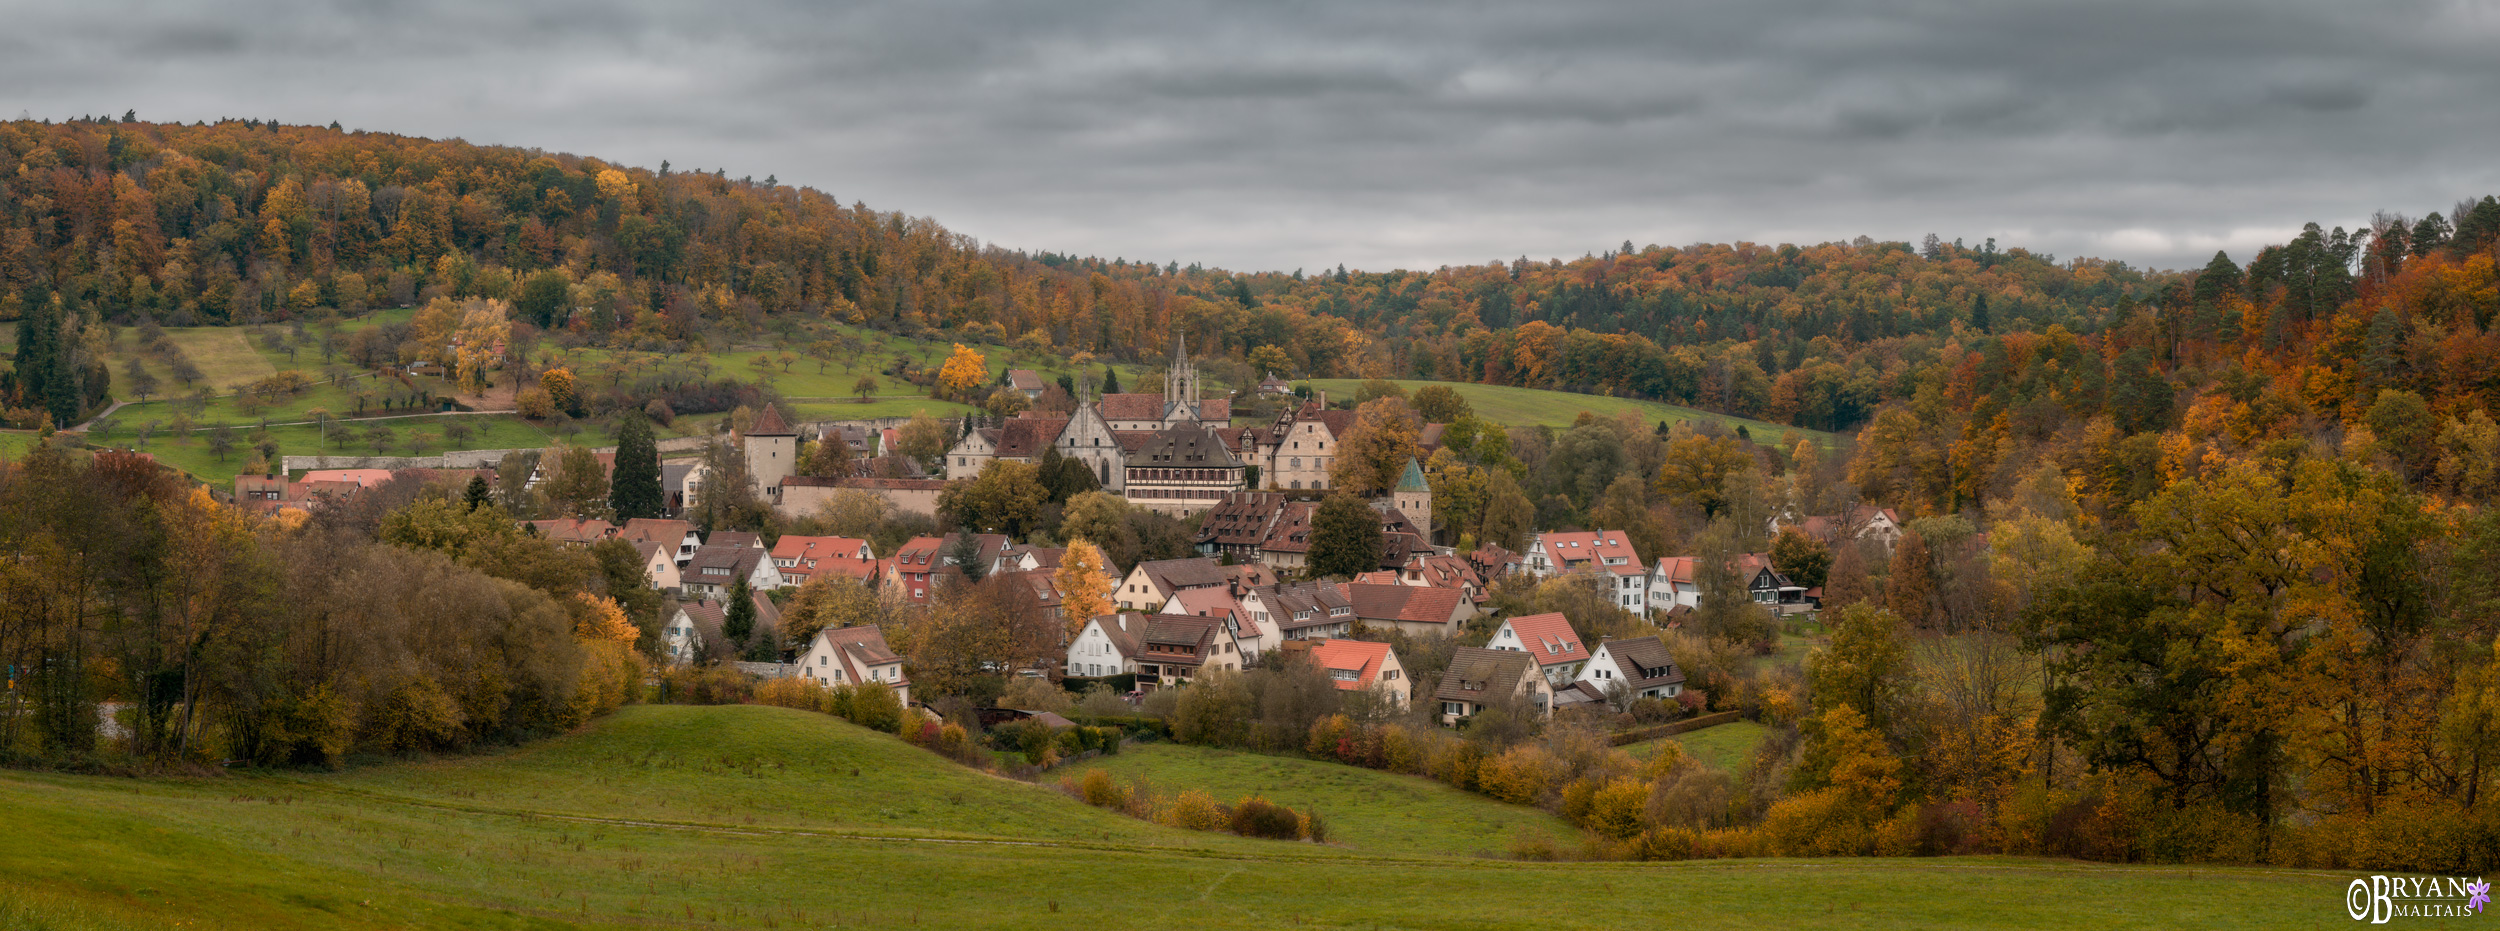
[6,0,2496,272]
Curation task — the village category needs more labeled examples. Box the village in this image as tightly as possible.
[215,336,1886,753]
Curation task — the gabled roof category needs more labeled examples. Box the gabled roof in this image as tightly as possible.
[1344,583,1464,628]
[673,599,726,648]
[1500,612,1589,667]
[620,518,697,546]
[892,536,948,567]
[1258,501,1319,553]
[1141,614,1224,666]
[1194,491,1290,549]
[685,545,766,583]
[1084,613,1150,659]
[1096,393,1168,422]
[998,569,1063,609]
[1599,636,1687,691]
[1255,581,1353,631]
[631,539,670,564]
[1163,587,1253,637]
[772,535,874,580]
[815,624,909,689]
[1436,646,1536,704]
[528,518,619,543]
[1007,369,1046,391]
[1468,543,1524,577]
[1651,556,1698,585]
[995,417,1070,459]
[1136,557,1227,593]
[1123,422,1241,468]
[747,403,795,437]
[1307,639,1394,691]
[708,531,763,550]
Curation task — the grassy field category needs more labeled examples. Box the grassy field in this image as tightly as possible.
[1072,742,1575,857]
[0,704,2349,929]
[1304,377,1832,442]
[99,413,617,482]
[1625,720,1773,773]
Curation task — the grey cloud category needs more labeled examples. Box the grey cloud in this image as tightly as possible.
[3,0,2495,273]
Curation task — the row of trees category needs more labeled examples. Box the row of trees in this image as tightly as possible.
[0,442,654,768]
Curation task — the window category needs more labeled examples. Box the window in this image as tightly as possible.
[1442,702,1465,717]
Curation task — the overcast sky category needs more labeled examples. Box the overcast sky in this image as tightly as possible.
[7,0,2498,274]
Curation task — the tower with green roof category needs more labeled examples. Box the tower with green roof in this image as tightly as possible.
[1393,457,1431,539]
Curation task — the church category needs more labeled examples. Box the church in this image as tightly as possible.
[945,333,1246,517]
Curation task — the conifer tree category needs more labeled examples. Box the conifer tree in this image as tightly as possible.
[608,414,665,520]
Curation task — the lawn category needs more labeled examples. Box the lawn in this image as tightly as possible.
[106,413,616,483]
[1072,742,1575,857]
[1304,377,1834,443]
[1624,720,1773,773]
[0,704,2344,930]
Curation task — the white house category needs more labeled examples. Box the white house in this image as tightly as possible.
[1160,587,1270,664]
[793,625,911,705]
[1488,611,1590,686]
[1647,556,1700,614]
[660,601,725,665]
[1577,636,1687,705]
[680,544,787,598]
[1526,530,1649,610]
[1066,613,1149,680]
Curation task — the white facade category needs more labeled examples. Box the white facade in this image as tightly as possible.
[1577,643,1684,701]
[1066,615,1142,679]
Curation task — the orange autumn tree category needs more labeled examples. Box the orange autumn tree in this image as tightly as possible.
[936,343,989,402]
[1054,538,1115,638]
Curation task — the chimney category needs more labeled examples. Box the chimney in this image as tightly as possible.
[1314,389,1326,408]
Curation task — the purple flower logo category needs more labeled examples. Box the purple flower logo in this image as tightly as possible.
[2468,879,2492,914]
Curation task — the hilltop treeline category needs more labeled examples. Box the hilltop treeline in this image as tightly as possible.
[19,117,2493,438]
[0,445,652,769]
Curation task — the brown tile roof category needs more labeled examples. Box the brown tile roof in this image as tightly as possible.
[528,518,619,543]
[1096,394,1166,422]
[1195,492,1287,550]
[1259,501,1319,553]
[1141,614,1224,666]
[1138,557,1227,593]
[1345,583,1464,628]
[1601,635,1688,690]
[684,545,765,585]
[1112,430,1160,452]
[1197,398,1231,422]
[747,403,795,436]
[1256,581,1353,631]
[620,518,696,547]
[707,531,763,549]
[1007,369,1045,391]
[1123,422,1242,468]
[1087,613,1149,660]
[1435,646,1536,704]
[995,418,1069,459]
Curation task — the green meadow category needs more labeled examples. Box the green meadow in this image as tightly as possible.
[0,705,2361,929]
[1303,377,1834,442]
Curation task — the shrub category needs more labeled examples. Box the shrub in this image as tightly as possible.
[1158,790,1229,832]
[1229,796,1305,840]
[1301,809,1328,844]
[1077,768,1129,809]
[1507,827,1562,861]
[1476,745,1555,805]
[1584,778,1651,840]
[753,677,834,713]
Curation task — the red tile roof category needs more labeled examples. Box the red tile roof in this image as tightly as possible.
[1307,639,1393,690]
[1499,612,1589,667]
[1344,583,1465,628]
[747,403,795,436]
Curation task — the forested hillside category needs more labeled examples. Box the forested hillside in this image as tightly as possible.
[14,116,2487,441]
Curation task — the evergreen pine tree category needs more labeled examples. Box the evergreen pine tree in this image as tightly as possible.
[1969,294,1991,333]
[1101,366,1121,394]
[463,475,492,511]
[608,414,665,520]
[723,576,757,646]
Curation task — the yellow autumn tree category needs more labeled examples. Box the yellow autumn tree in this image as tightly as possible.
[594,168,636,202]
[567,593,643,725]
[1055,538,1115,637]
[452,299,511,395]
[936,343,988,401]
